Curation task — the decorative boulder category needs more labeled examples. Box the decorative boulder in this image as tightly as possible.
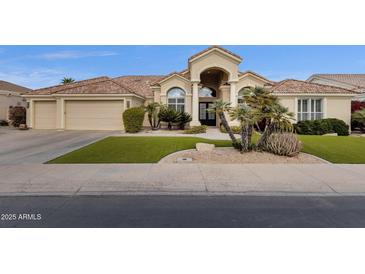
[323,133,338,136]
[196,143,215,151]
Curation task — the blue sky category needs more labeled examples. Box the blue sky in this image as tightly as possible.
[0,45,364,89]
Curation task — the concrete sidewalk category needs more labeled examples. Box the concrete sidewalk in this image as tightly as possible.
[1,163,365,196]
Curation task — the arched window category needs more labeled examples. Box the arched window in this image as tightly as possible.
[199,87,216,97]
[167,87,185,112]
[238,87,251,104]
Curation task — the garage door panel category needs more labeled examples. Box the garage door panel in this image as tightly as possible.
[34,101,57,129]
[65,101,124,130]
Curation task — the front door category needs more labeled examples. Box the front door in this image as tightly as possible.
[199,102,216,126]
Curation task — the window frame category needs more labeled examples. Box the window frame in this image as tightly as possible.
[297,98,324,121]
[167,87,185,113]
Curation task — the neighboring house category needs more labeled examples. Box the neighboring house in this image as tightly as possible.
[24,46,359,130]
[0,80,31,121]
[307,74,365,101]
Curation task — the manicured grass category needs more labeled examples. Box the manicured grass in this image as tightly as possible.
[47,136,232,164]
[299,135,365,164]
[47,135,365,164]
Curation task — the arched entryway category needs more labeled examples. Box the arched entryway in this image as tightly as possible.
[197,68,229,126]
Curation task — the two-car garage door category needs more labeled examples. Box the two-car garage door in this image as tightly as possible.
[65,101,124,130]
[33,100,124,130]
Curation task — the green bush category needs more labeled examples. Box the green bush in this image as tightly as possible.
[184,125,208,134]
[158,106,179,130]
[123,107,145,133]
[176,112,192,130]
[219,125,241,134]
[294,118,349,136]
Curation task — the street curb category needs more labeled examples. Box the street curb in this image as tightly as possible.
[2,191,365,197]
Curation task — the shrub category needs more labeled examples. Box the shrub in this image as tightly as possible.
[158,106,179,130]
[294,118,349,136]
[8,106,26,127]
[184,125,208,134]
[0,120,9,126]
[264,133,302,157]
[352,109,365,132]
[219,125,241,134]
[176,112,192,130]
[123,107,145,133]
[326,118,349,136]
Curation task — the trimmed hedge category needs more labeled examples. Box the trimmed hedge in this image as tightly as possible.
[123,107,145,133]
[220,125,241,134]
[294,118,349,136]
[184,125,208,134]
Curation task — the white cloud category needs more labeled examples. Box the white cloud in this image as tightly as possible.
[0,67,95,89]
[36,50,118,60]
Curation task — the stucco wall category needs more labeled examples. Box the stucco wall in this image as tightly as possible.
[326,97,352,126]
[277,96,296,115]
[0,93,26,120]
[236,75,267,91]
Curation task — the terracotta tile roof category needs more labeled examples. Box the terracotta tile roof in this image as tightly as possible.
[188,46,242,61]
[270,79,359,95]
[30,76,140,96]
[113,75,164,97]
[310,74,365,89]
[0,80,32,94]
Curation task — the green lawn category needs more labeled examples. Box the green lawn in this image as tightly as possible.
[299,135,365,164]
[47,137,232,164]
[47,135,365,164]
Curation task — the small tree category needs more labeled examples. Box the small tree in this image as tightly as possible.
[8,106,26,127]
[158,106,179,130]
[229,105,258,152]
[352,108,365,132]
[208,100,240,149]
[61,77,75,84]
[145,102,161,130]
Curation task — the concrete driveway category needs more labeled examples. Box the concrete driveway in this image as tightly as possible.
[0,127,115,164]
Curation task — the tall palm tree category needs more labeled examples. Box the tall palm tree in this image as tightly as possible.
[61,77,75,84]
[229,105,258,152]
[257,103,294,148]
[208,99,240,148]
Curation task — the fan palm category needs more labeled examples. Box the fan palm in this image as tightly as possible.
[61,77,75,84]
[229,105,258,152]
[257,103,294,148]
[145,102,161,130]
[208,99,240,148]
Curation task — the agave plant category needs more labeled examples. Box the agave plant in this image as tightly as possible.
[208,99,240,149]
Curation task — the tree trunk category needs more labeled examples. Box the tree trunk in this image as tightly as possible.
[219,112,240,149]
[240,125,249,153]
[257,123,274,149]
[247,124,253,150]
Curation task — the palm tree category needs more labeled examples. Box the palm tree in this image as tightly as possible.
[208,99,240,148]
[257,103,294,148]
[145,102,161,130]
[229,105,258,152]
[242,86,278,132]
[61,77,75,84]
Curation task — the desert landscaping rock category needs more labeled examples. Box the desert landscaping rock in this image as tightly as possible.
[196,143,215,151]
[159,147,325,164]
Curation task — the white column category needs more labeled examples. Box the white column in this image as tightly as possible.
[229,81,237,108]
[190,81,201,126]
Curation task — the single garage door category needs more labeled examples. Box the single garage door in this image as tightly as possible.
[34,101,57,129]
[65,100,124,130]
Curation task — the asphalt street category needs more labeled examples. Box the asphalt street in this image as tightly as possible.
[1,195,365,228]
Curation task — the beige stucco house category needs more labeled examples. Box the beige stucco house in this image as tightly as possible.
[0,80,31,121]
[24,46,358,130]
